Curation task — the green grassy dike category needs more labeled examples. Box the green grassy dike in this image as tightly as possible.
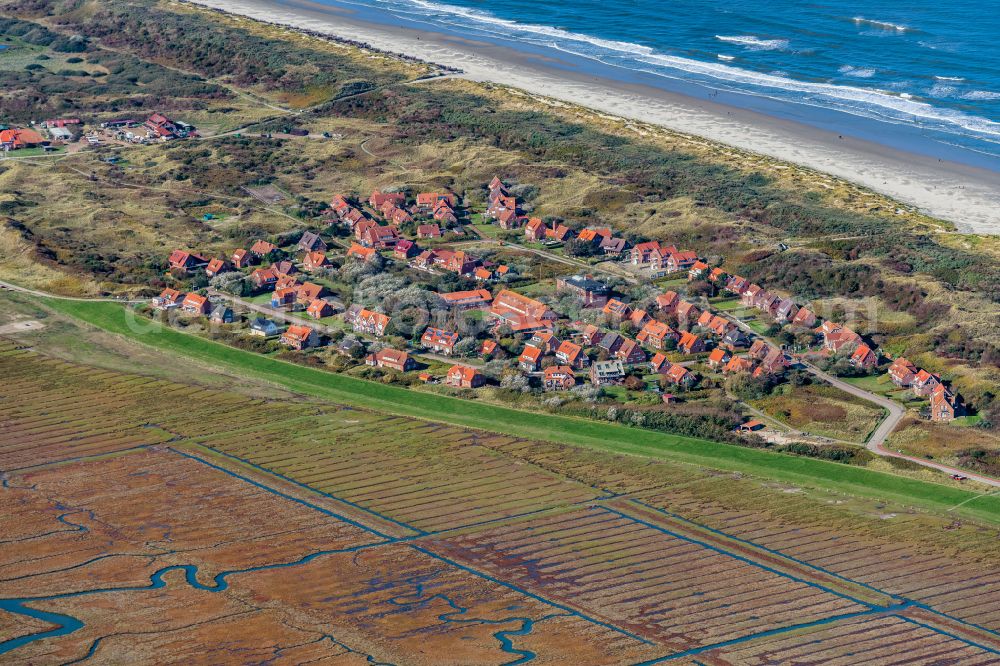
[44,298,1000,524]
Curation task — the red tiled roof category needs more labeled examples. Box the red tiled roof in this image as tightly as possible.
[708,348,729,364]
[520,345,543,362]
[441,288,493,304]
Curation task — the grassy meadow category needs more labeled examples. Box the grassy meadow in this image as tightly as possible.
[38,297,1000,524]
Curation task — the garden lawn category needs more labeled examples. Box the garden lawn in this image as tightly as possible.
[709,298,742,311]
[843,374,908,400]
[42,298,1000,524]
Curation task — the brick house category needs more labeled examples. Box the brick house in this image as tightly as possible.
[307,299,334,319]
[614,338,646,364]
[888,358,918,387]
[205,258,229,278]
[367,348,415,372]
[850,343,878,369]
[351,308,391,336]
[347,243,377,262]
[637,320,679,350]
[303,251,328,271]
[581,324,604,347]
[912,370,942,397]
[250,267,279,290]
[555,340,588,369]
[929,385,962,422]
[543,366,576,391]
[446,365,485,388]
[820,322,861,353]
[231,248,254,269]
[168,250,209,273]
[723,356,754,374]
[440,289,493,310]
[602,299,633,321]
[630,241,661,265]
[707,348,731,368]
[656,291,679,313]
[249,240,277,259]
[675,301,701,325]
[280,325,320,350]
[649,353,671,374]
[556,275,611,308]
[524,217,546,242]
[417,224,442,239]
[180,292,210,315]
[791,307,817,328]
[368,190,406,209]
[153,288,184,309]
[519,344,543,372]
[421,327,460,355]
[297,231,327,253]
[678,332,705,355]
[664,365,695,387]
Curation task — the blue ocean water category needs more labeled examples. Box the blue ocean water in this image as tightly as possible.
[318,0,1000,167]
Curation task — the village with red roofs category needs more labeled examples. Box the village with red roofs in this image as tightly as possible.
[153,175,967,465]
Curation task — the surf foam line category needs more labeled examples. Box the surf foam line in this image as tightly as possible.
[343,0,1000,144]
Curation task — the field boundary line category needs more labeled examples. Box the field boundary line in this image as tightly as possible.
[2,446,154,474]
[630,606,904,665]
[947,489,998,513]
[409,544,655,646]
[897,615,1000,656]
[616,498,897,605]
[171,447,398,541]
[620,498,1000,641]
[599,505,883,611]
[180,443,425,537]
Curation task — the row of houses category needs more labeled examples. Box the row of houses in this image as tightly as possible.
[888,357,963,421]
[341,177,956,415]
[482,177,629,253]
[167,178,962,421]
[631,241,700,277]
[331,189,460,243]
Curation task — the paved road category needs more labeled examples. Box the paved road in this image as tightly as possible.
[801,361,905,448]
[806,359,1000,487]
[208,290,343,332]
[721,307,1000,487]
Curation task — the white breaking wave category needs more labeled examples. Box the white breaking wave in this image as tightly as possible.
[714,35,789,51]
[853,17,909,32]
[366,0,1000,143]
[929,83,958,97]
[962,90,1000,101]
[935,76,965,82]
[838,65,876,79]
[717,54,735,61]
[398,0,659,57]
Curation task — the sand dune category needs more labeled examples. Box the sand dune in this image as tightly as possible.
[188,0,1000,234]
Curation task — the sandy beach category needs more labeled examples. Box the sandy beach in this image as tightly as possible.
[187,0,1000,234]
